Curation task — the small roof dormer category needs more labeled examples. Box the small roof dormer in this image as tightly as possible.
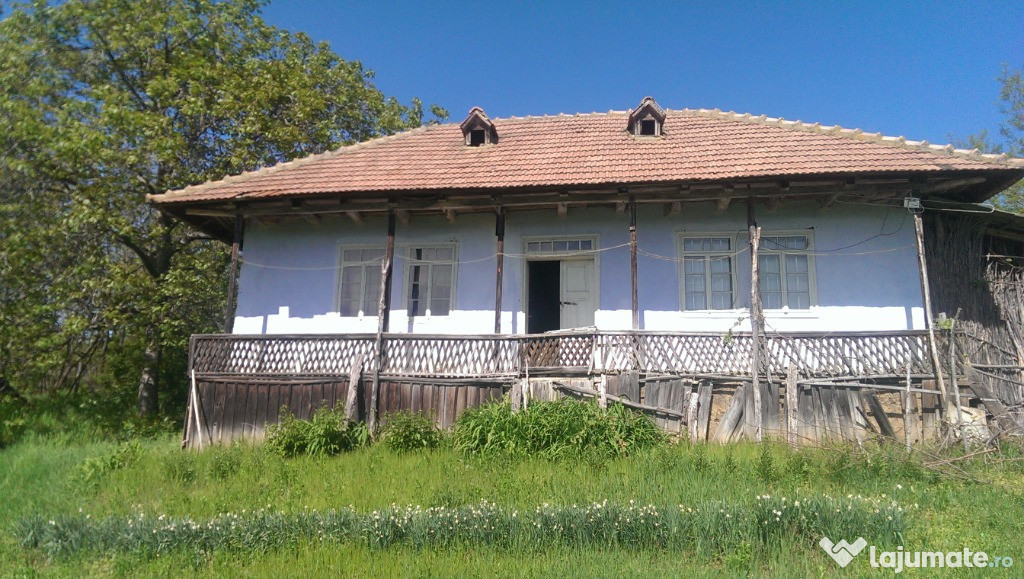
[460,107,498,146]
[628,96,667,137]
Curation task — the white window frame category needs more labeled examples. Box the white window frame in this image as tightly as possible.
[757,231,817,310]
[404,243,458,318]
[336,245,385,318]
[678,233,740,311]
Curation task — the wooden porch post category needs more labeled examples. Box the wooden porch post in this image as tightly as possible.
[494,208,505,334]
[224,212,245,333]
[913,212,950,420]
[369,210,396,434]
[747,199,764,441]
[629,196,639,330]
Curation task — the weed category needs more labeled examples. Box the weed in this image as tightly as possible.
[723,446,737,472]
[755,442,779,484]
[70,441,143,488]
[264,407,368,458]
[378,411,442,453]
[164,450,198,484]
[452,399,664,460]
[208,445,244,480]
[691,443,713,472]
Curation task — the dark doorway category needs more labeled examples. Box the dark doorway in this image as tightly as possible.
[528,260,560,333]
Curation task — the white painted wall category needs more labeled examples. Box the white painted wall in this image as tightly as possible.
[233,200,925,335]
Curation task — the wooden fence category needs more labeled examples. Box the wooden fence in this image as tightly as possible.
[183,330,1020,448]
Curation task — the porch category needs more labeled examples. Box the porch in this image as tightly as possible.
[183,329,1022,448]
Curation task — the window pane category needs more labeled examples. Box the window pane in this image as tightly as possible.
[362,297,379,316]
[710,237,731,251]
[788,292,811,309]
[711,293,732,310]
[759,255,781,274]
[343,249,362,261]
[341,266,362,284]
[685,274,706,293]
[339,301,359,316]
[711,273,731,292]
[762,272,782,292]
[683,238,703,252]
[436,247,454,261]
[784,236,809,250]
[685,293,707,310]
[362,248,385,261]
[580,240,592,250]
[408,299,423,317]
[432,264,452,284]
[786,272,809,292]
[408,265,425,313]
[527,242,540,252]
[430,298,450,316]
[786,254,808,273]
[710,257,731,274]
[553,240,568,252]
[683,257,705,275]
[762,292,783,309]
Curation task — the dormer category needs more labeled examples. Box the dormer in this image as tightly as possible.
[627,96,666,137]
[460,107,498,146]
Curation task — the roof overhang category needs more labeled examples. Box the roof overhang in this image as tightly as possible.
[155,169,1024,243]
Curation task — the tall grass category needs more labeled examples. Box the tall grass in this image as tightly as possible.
[3,427,1023,575]
[452,399,664,459]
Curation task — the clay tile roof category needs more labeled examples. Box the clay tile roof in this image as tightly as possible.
[151,108,1024,205]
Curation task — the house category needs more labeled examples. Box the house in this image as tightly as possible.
[152,98,1024,447]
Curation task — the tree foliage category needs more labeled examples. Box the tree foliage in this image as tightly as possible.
[0,0,445,416]
[964,65,1024,212]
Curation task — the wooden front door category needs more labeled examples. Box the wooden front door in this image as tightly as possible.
[559,259,596,329]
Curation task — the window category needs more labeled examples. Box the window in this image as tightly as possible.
[525,238,593,254]
[759,235,812,309]
[338,247,384,316]
[469,129,486,146]
[681,236,734,310]
[407,246,456,316]
[640,119,657,136]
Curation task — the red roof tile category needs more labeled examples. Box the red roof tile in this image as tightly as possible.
[152,108,1024,205]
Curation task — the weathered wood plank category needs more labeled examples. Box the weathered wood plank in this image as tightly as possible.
[244,383,258,437]
[687,385,700,443]
[696,381,713,442]
[862,392,894,437]
[766,380,780,437]
[713,384,745,442]
[785,366,799,447]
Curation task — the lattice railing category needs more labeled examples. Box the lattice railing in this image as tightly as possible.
[190,330,933,379]
[382,336,519,376]
[190,334,377,375]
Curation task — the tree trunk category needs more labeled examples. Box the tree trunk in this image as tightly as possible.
[137,342,160,417]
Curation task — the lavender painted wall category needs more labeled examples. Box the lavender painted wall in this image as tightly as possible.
[233,200,924,334]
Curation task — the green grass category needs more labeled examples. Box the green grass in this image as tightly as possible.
[1,427,1022,575]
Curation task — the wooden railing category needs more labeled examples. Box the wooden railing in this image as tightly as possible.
[190,330,934,379]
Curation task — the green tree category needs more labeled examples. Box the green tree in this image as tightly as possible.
[964,65,1024,212]
[0,0,446,416]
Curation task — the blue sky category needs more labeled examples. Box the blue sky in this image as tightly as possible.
[262,0,1023,149]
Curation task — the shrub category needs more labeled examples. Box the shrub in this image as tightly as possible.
[379,411,442,453]
[70,441,143,487]
[264,407,368,458]
[452,398,664,460]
